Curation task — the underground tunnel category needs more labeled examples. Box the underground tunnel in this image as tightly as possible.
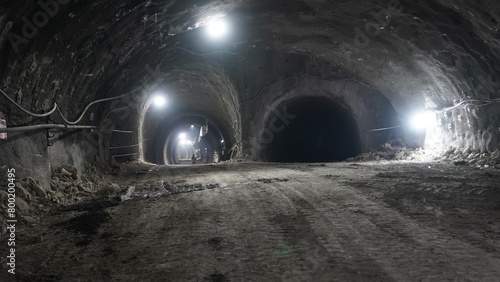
[1,0,500,281]
[148,116,228,165]
[262,97,363,163]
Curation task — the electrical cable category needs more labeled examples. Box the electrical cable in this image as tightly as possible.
[1,87,137,125]
[0,89,58,117]
[370,97,500,132]
[438,98,500,113]
[56,91,136,125]
[0,47,237,121]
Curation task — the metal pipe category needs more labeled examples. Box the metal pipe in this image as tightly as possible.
[113,130,134,134]
[109,144,140,150]
[0,124,96,133]
[112,153,137,158]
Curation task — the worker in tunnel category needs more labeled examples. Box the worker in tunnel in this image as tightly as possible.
[191,154,197,164]
[203,148,211,163]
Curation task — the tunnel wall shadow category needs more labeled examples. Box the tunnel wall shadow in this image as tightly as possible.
[262,97,361,162]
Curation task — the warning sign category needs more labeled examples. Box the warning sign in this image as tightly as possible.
[0,119,7,140]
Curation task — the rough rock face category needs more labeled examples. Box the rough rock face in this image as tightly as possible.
[348,142,500,168]
[0,0,499,183]
[0,163,120,234]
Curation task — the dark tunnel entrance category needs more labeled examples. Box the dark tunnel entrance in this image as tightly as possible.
[264,98,361,163]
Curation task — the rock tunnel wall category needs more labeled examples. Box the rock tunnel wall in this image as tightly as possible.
[261,0,500,153]
[0,0,499,187]
[138,61,242,163]
[240,74,401,160]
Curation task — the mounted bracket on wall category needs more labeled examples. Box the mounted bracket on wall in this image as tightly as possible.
[46,128,56,147]
[0,119,7,140]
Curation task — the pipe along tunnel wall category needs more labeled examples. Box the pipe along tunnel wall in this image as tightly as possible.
[0,0,499,187]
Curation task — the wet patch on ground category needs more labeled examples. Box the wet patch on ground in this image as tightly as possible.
[58,210,111,235]
[208,237,224,250]
[257,178,289,183]
[54,200,119,236]
[57,198,121,212]
[204,273,230,282]
[322,174,340,179]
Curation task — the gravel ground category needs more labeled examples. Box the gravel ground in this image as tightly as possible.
[2,161,500,281]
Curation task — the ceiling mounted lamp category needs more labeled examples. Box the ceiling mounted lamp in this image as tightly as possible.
[410,111,435,131]
[207,18,229,39]
[152,95,166,107]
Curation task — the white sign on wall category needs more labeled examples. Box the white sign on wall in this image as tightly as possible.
[0,119,7,140]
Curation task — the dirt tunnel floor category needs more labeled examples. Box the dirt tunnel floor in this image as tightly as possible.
[2,161,500,281]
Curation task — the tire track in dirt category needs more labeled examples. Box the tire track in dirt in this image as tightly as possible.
[271,177,500,281]
[264,181,396,281]
[226,166,393,281]
[10,163,500,282]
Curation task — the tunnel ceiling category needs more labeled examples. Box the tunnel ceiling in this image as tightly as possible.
[1,0,499,157]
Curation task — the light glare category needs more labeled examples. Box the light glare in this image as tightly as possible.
[411,111,435,131]
[153,95,166,107]
[207,19,229,39]
[179,139,193,146]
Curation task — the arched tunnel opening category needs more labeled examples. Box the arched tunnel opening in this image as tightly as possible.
[146,115,229,165]
[163,121,226,165]
[264,98,361,163]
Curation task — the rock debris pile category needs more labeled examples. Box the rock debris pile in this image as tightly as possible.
[347,144,500,167]
[441,147,500,167]
[0,163,126,235]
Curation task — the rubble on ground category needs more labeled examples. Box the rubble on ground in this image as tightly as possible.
[0,163,126,235]
[441,147,500,167]
[347,143,500,167]
[347,143,421,162]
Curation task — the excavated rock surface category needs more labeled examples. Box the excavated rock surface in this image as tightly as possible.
[1,161,499,281]
[1,0,499,177]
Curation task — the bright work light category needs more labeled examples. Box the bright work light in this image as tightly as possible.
[207,19,229,39]
[410,111,435,131]
[153,95,166,107]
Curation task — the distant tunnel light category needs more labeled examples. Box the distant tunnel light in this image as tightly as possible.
[153,95,166,107]
[179,140,193,146]
[410,111,435,131]
[178,133,187,140]
[207,19,229,39]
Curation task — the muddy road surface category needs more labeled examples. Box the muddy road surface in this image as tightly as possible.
[2,161,500,281]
